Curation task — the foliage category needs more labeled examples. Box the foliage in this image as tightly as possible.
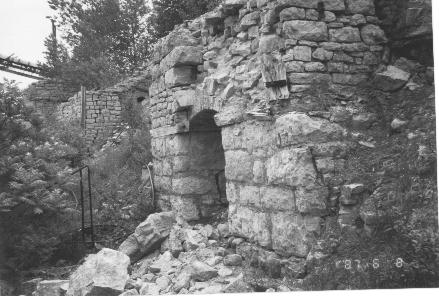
[44,0,154,88]
[150,0,222,38]
[0,79,85,269]
[89,128,153,248]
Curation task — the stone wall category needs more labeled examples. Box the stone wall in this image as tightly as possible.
[147,0,388,258]
[83,91,123,144]
[53,73,151,145]
[25,80,77,117]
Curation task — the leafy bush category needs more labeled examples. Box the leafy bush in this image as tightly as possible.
[0,80,84,270]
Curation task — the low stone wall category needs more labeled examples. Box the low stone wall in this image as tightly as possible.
[147,0,388,258]
[25,80,77,117]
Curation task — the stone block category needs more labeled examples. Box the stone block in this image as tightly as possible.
[271,212,320,257]
[266,147,316,188]
[346,0,375,15]
[360,24,387,45]
[372,66,410,92]
[279,7,306,21]
[274,112,345,147]
[239,185,261,207]
[34,280,69,296]
[286,61,305,72]
[329,27,361,43]
[304,62,326,72]
[225,150,254,182]
[170,196,200,221]
[258,34,285,53]
[253,160,266,184]
[240,11,260,30]
[165,66,197,87]
[295,185,328,215]
[172,176,215,195]
[312,48,333,61]
[161,46,202,72]
[293,46,312,61]
[340,183,366,205]
[260,186,295,211]
[288,73,331,84]
[283,20,328,42]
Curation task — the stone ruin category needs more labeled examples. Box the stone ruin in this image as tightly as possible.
[146,0,388,258]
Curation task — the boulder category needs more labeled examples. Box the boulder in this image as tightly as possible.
[372,66,411,92]
[160,46,202,73]
[221,273,253,293]
[34,280,69,296]
[391,118,408,131]
[139,283,161,295]
[224,254,243,266]
[189,260,218,281]
[67,248,130,296]
[119,212,176,261]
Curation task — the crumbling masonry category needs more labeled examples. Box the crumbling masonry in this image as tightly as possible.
[147,0,388,258]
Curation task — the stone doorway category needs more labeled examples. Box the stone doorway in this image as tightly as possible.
[173,109,227,221]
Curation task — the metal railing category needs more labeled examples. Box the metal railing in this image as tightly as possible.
[71,165,95,246]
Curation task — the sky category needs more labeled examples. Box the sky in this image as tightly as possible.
[0,0,54,88]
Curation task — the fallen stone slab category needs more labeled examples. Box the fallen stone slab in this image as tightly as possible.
[34,280,69,296]
[373,66,411,92]
[189,260,218,281]
[119,212,176,261]
[67,248,130,296]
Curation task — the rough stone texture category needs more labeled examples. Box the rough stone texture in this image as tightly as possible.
[34,280,69,296]
[283,20,328,41]
[119,212,176,261]
[372,65,411,91]
[146,0,386,260]
[67,248,130,296]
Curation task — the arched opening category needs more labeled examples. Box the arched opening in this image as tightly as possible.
[185,109,227,218]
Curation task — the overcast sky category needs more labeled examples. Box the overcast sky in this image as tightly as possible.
[0,0,54,88]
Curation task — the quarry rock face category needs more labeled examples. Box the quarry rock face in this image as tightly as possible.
[146,0,388,259]
[67,248,130,296]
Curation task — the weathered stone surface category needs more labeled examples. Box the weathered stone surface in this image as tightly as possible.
[293,46,312,61]
[172,176,215,195]
[346,0,375,15]
[190,260,218,281]
[279,7,305,21]
[260,186,295,211]
[333,73,369,85]
[119,212,176,260]
[222,273,253,293]
[240,11,260,30]
[225,150,253,181]
[329,27,361,43]
[161,46,202,72]
[67,248,130,296]
[312,48,333,61]
[288,73,331,84]
[34,280,69,296]
[360,24,388,45]
[372,66,410,91]
[295,185,328,215]
[277,0,344,11]
[283,20,328,42]
[164,66,197,87]
[266,147,316,188]
[340,184,366,205]
[275,112,345,147]
[224,254,243,266]
[258,34,285,53]
[271,212,320,257]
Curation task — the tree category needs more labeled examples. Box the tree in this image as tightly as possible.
[44,0,153,88]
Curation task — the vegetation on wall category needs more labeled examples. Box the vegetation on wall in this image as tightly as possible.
[42,0,222,89]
